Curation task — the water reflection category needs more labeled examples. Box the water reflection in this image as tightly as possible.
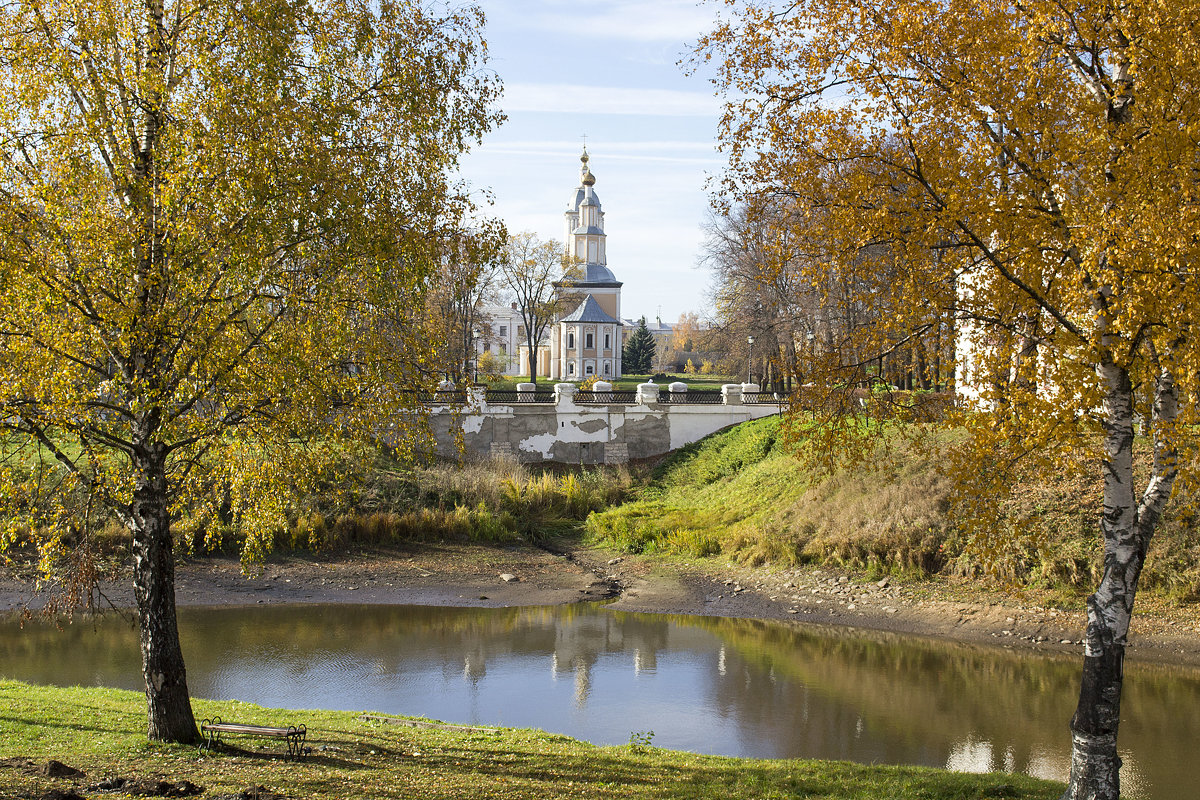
[2,603,1197,800]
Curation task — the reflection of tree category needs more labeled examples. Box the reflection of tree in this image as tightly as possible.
[679,613,1199,792]
[693,615,1073,767]
[573,658,591,709]
[0,615,144,690]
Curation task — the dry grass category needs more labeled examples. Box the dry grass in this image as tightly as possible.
[259,457,636,551]
[10,445,636,561]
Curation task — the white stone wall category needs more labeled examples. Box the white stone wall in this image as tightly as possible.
[427,384,781,464]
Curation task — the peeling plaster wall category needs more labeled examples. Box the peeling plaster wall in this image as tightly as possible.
[427,398,780,464]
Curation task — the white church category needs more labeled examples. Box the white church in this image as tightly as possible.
[485,149,625,381]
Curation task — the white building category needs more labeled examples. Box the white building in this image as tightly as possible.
[477,302,525,377]
[548,149,623,381]
[478,149,625,382]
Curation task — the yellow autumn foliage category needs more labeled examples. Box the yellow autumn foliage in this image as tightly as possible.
[697,1,1200,795]
[0,0,502,741]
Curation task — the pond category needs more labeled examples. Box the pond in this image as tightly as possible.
[3,603,1197,800]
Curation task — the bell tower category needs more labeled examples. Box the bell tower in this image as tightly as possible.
[549,148,624,381]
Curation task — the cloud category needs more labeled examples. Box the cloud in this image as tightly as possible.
[492,139,716,153]
[478,139,721,166]
[504,0,717,43]
[503,82,721,117]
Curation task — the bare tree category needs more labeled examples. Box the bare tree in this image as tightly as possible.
[702,176,953,392]
[428,222,506,384]
[499,232,580,384]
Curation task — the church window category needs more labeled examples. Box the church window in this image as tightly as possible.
[604,333,611,349]
[499,325,507,336]
[567,332,575,349]
[585,333,593,349]
[568,362,575,375]
[604,363,611,375]
[588,240,597,262]
[585,364,594,375]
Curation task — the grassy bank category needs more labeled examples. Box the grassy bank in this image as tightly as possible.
[4,449,636,569]
[585,417,949,574]
[584,416,1200,605]
[170,416,1200,603]
[12,411,1198,606]
[0,680,1060,800]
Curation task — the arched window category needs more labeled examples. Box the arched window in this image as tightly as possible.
[567,332,575,349]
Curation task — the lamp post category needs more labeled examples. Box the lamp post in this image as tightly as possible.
[472,329,481,384]
[747,335,755,384]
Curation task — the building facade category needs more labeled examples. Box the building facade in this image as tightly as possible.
[478,302,525,377]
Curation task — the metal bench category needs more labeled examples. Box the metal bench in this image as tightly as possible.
[199,716,307,760]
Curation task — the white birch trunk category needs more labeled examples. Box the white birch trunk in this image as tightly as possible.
[1061,360,1179,800]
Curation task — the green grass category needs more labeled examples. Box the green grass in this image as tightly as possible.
[0,680,1061,799]
[584,415,1200,601]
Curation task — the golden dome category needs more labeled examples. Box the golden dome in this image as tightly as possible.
[580,147,596,186]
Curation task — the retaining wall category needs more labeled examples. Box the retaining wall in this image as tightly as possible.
[428,383,783,464]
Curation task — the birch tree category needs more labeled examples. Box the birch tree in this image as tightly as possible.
[0,0,500,742]
[697,1,1200,797]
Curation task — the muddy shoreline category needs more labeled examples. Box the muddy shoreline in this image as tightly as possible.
[3,540,1199,669]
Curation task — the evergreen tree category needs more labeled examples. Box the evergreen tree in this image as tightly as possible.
[623,317,656,374]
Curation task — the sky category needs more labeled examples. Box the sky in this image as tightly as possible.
[457,0,730,325]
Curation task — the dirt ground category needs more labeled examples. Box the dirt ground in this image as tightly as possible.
[3,540,1200,668]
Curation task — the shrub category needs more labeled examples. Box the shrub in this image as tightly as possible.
[476,350,507,382]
